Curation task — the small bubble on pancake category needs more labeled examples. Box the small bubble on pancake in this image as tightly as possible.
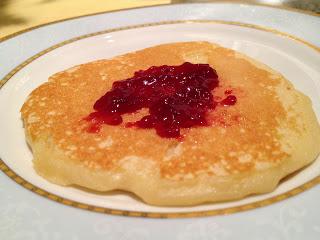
[164,143,183,161]
[183,173,195,180]
[47,111,56,116]
[219,128,226,134]
[183,52,209,64]
[255,162,272,170]
[228,152,236,157]
[209,164,228,176]
[88,146,96,152]
[98,137,113,149]
[238,154,252,163]
[27,113,40,124]
[65,131,73,136]
[28,99,34,106]
[67,145,77,151]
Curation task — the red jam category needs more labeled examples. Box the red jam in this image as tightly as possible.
[224,89,233,95]
[85,62,237,138]
[221,95,237,106]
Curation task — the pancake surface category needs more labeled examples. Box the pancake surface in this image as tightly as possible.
[21,41,320,206]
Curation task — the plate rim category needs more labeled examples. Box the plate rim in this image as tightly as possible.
[1,19,319,218]
[0,1,319,43]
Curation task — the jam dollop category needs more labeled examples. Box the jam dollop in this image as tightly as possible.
[85,62,237,138]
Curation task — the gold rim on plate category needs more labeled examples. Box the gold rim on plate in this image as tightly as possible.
[0,20,319,218]
[0,1,319,43]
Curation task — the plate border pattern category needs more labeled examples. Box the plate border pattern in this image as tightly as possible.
[0,2,319,43]
[0,20,319,218]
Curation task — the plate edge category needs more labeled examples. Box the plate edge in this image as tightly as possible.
[0,2,319,43]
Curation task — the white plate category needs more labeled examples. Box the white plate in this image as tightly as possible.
[0,3,319,240]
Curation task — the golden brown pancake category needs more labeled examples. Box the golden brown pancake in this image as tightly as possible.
[21,42,320,206]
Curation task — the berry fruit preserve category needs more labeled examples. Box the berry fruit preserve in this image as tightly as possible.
[85,62,236,138]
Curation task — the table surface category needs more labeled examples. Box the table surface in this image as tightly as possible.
[0,0,170,38]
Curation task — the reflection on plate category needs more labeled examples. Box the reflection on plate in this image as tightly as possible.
[0,20,319,218]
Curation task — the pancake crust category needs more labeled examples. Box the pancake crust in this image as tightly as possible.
[21,42,320,206]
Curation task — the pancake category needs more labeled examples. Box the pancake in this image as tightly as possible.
[21,41,320,206]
